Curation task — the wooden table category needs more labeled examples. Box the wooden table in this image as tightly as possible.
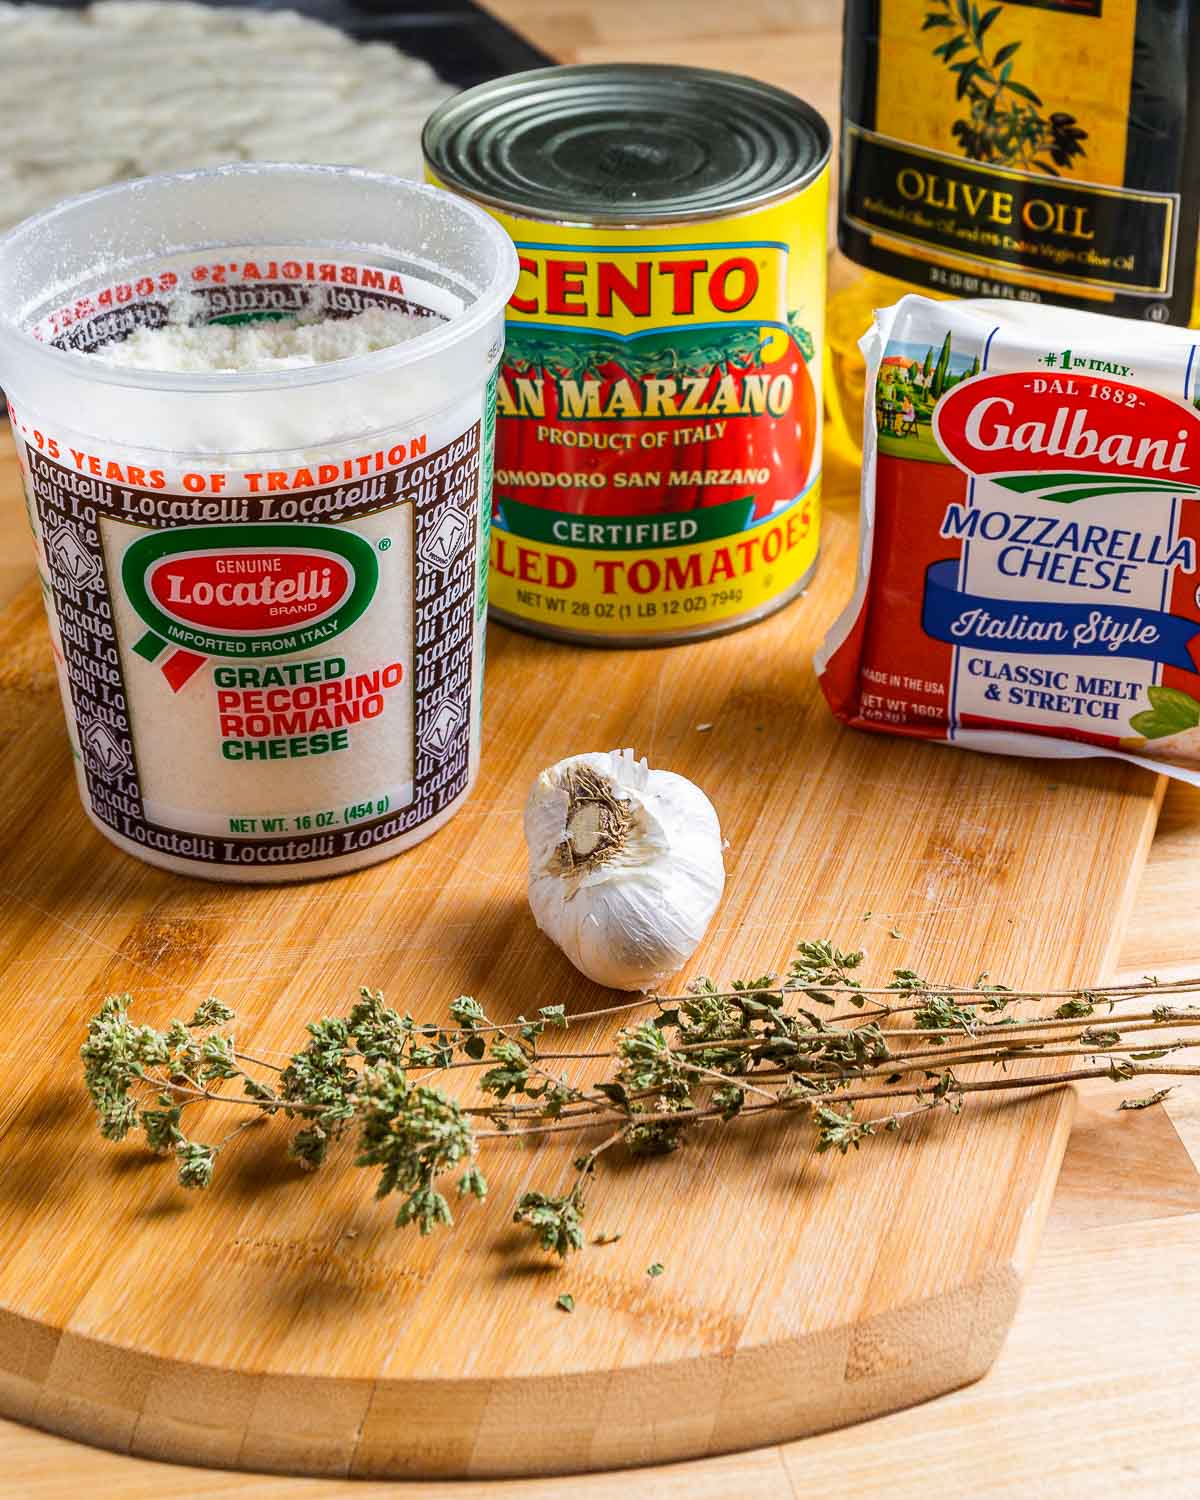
[2,2,1199,1494]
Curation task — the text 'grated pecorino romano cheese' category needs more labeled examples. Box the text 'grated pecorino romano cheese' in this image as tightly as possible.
[817,295,1200,783]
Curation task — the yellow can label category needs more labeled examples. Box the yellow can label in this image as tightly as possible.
[436,181,827,640]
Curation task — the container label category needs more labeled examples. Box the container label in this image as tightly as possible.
[840,0,1200,323]
[477,191,827,639]
[17,416,487,871]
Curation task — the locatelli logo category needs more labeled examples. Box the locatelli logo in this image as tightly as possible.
[933,371,1200,504]
[123,524,379,692]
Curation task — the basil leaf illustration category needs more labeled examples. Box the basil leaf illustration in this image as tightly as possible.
[1130,711,1168,739]
[1130,687,1200,740]
[1147,686,1200,724]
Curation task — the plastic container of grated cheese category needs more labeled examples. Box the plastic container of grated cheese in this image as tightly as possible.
[0,164,518,881]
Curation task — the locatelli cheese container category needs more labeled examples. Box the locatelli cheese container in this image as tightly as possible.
[424,64,830,646]
[0,164,517,882]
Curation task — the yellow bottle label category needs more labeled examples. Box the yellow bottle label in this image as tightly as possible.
[840,0,1199,325]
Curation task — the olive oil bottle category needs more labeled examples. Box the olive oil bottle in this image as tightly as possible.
[827,0,1200,464]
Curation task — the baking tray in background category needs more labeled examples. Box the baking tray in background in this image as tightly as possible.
[6,0,553,89]
[0,1,550,406]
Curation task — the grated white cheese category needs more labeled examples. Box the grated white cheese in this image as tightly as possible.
[85,307,434,372]
[0,1,455,234]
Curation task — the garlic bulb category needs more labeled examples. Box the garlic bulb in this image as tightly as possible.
[524,749,725,991]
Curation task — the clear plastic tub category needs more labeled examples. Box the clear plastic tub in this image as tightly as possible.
[0,164,517,881]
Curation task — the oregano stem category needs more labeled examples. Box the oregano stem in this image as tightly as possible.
[80,940,1200,1259]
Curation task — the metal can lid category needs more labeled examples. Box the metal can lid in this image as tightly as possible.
[423,64,831,224]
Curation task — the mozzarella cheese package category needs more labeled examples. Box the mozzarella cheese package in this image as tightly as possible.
[817,296,1200,783]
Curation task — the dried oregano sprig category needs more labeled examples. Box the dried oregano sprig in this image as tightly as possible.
[81,940,1200,1259]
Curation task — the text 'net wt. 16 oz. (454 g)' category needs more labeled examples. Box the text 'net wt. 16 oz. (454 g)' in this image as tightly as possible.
[816,295,1200,783]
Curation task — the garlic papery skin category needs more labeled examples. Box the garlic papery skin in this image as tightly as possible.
[524,749,725,991]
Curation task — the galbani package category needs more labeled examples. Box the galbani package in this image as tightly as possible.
[817,296,1200,783]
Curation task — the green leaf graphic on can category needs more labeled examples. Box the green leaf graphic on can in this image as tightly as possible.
[123,524,379,689]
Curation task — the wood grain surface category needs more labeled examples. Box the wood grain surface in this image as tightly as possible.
[0,401,1164,1480]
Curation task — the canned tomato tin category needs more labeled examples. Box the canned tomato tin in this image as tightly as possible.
[424,65,831,645]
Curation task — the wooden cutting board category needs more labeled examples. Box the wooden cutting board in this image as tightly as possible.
[0,433,1163,1480]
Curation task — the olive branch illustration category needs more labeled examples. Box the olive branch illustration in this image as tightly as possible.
[924,0,1087,176]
